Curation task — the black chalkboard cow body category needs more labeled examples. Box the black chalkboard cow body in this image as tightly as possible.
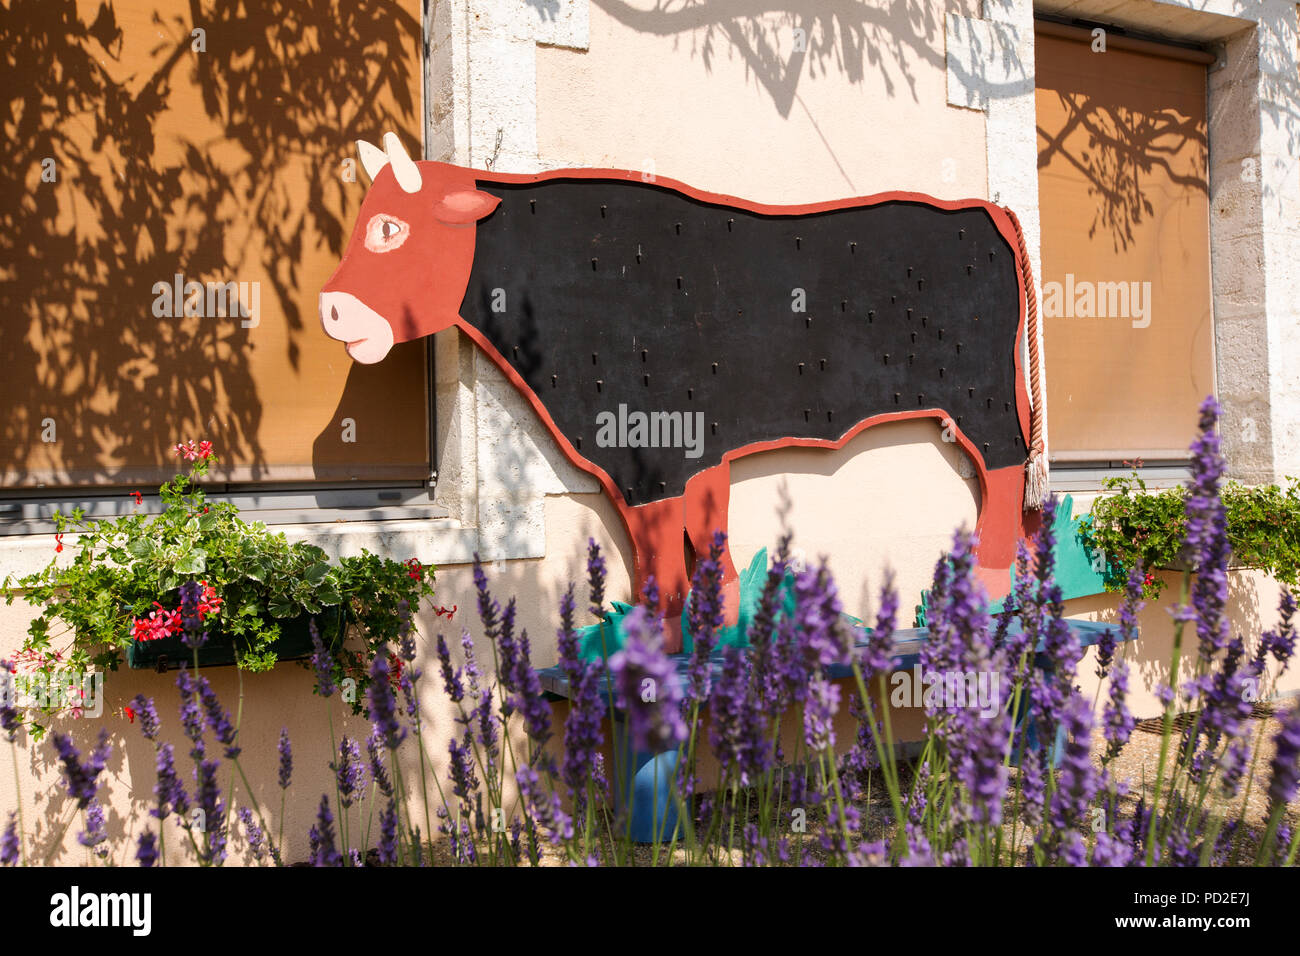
[321,133,1040,651]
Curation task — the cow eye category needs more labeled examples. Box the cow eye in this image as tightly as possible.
[364,214,410,253]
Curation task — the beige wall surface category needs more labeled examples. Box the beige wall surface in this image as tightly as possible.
[536,0,989,202]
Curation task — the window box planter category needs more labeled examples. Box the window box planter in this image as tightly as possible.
[125,603,349,672]
[1154,549,1249,575]
[1083,473,1300,599]
[4,443,433,733]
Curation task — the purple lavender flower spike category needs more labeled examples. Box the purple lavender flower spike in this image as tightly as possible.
[1102,659,1135,762]
[1272,590,1297,665]
[130,695,160,743]
[1,813,18,865]
[1267,704,1300,811]
[1181,397,1230,660]
[1020,748,1045,830]
[586,538,607,618]
[1046,694,1099,856]
[396,598,416,663]
[472,553,501,641]
[399,665,420,723]
[556,586,580,674]
[861,569,900,676]
[308,794,342,867]
[377,800,399,865]
[1091,831,1134,867]
[641,574,660,613]
[238,806,266,861]
[562,659,605,814]
[77,800,108,853]
[52,729,110,809]
[907,762,931,826]
[135,829,158,868]
[955,709,1011,828]
[1217,738,1249,799]
[194,756,226,865]
[277,727,292,789]
[803,674,840,753]
[448,728,480,804]
[0,660,19,742]
[686,531,727,700]
[1094,629,1117,681]
[153,743,188,821]
[516,765,574,845]
[368,730,393,798]
[436,633,464,703]
[707,645,770,787]
[178,579,207,649]
[176,667,205,748]
[197,676,240,759]
[841,694,882,799]
[332,736,366,809]
[900,831,936,867]
[793,559,849,671]
[495,598,521,696]
[1119,562,1145,642]
[746,536,789,715]
[509,629,552,748]
[610,605,686,753]
[367,649,407,750]
[309,619,336,698]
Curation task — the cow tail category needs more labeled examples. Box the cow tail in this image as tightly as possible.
[1003,206,1049,511]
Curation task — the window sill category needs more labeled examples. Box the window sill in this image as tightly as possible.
[0,513,482,584]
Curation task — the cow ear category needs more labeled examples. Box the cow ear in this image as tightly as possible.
[356,140,389,182]
[433,189,500,225]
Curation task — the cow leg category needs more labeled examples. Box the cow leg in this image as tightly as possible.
[684,463,741,631]
[623,494,691,653]
[974,463,1035,604]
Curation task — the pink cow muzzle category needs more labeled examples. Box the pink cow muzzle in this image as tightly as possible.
[319,291,395,364]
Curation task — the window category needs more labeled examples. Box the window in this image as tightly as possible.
[1035,22,1216,464]
[0,0,431,519]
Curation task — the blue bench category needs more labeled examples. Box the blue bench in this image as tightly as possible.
[536,616,1126,842]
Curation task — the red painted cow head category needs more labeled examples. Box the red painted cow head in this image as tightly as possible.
[320,132,500,363]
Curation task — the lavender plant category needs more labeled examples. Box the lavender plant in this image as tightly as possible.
[1,395,1297,867]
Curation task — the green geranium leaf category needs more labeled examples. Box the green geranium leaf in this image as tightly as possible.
[174,550,206,575]
[267,595,296,619]
[126,538,153,559]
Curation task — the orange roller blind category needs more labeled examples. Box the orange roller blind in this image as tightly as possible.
[0,0,428,487]
[1035,30,1215,460]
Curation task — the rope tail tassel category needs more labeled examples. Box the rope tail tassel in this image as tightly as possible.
[1003,205,1049,511]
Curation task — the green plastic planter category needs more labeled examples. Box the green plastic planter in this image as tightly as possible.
[125,604,348,671]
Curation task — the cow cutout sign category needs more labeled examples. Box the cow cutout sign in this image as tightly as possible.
[321,132,1047,652]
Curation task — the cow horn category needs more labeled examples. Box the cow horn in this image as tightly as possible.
[356,139,389,182]
[382,131,423,194]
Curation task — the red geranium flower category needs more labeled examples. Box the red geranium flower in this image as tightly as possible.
[172,439,215,462]
[129,491,143,506]
[129,581,223,643]
[54,533,64,553]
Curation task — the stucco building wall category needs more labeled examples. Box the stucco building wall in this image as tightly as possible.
[1,0,1297,863]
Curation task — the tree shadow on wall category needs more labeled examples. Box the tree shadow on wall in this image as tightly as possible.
[590,0,989,116]
[1036,87,1209,253]
[0,0,420,485]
